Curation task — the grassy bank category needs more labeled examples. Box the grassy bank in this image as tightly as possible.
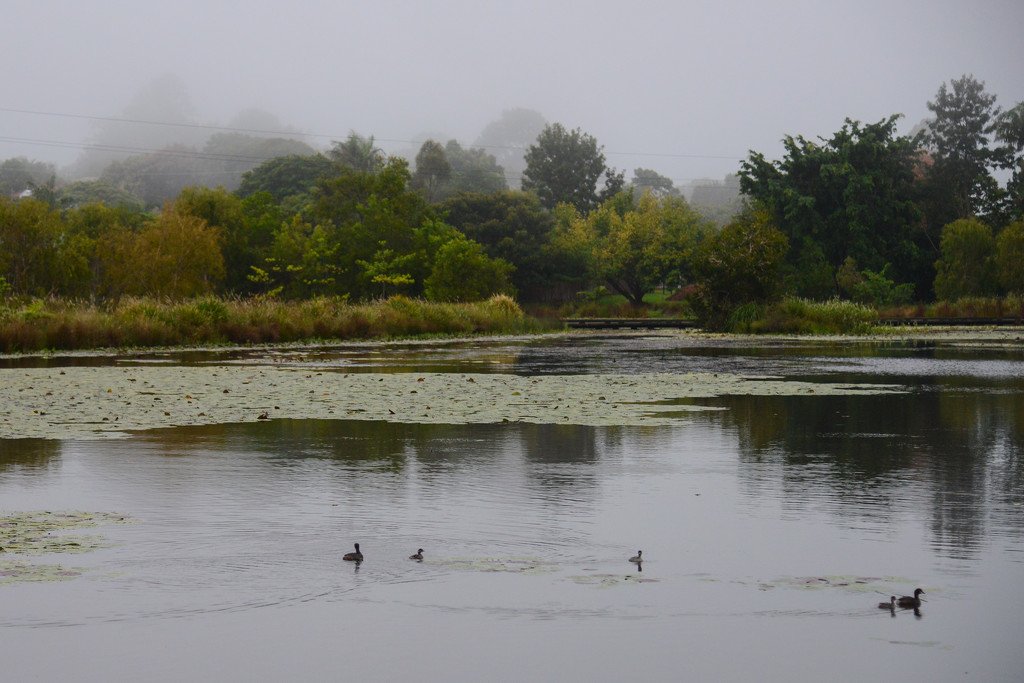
[878,295,1024,320]
[0,294,549,353]
[737,298,878,334]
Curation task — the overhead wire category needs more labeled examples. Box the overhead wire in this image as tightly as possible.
[0,106,746,162]
[0,107,745,188]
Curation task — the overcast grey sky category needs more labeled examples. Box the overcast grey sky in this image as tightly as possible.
[2,0,1022,187]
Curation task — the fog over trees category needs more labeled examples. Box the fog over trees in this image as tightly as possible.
[2,73,1023,325]
[1,0,1022,330]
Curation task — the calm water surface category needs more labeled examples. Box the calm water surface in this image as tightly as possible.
[1,333,1022,681]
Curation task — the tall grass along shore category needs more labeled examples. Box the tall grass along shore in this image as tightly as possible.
[0,294,547,353]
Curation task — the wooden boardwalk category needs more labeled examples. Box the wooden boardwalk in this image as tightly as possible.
[561,317,1024,330]
[561,318,698,329]
[877,317,1024,327]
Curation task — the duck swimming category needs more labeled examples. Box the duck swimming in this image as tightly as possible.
[897,588,924,608]
[629,550,643,563]
[878,596,896,609]
[343,543,363,562]
[410,549,424,560]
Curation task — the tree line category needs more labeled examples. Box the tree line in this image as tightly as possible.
[1,75,1022,329]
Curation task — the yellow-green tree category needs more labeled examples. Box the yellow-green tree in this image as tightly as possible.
[63,202,147,299]
[691,206,790,330]
[101,202,224,298]
[933,218,997,300]
[0,197,64,295]
[553,192,712,305]
[995,219,1024,293]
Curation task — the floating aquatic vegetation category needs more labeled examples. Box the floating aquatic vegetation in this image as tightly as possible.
[753,575,917,593]
[872,639,952,650]
[0,560,84,585]
[0,511,130,586]
[430,556,559,575]
[0,363,904,440]
[0,511,130,555]
[567,573,660,588]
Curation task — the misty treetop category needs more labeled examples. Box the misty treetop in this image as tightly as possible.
[473,108,547,190]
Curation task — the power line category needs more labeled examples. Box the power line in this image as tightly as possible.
[0,134,740,188]
[0,134,321,169]
[0,106,746,162]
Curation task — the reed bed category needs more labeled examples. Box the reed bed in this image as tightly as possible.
[748,298,879,334]
[0,294,547,353]
[878,295,1024,320]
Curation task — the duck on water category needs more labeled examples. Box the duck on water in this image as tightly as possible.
[343,543,363,562]
[897,588,925,608]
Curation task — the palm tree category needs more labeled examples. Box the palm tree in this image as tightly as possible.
[329,132,383,173]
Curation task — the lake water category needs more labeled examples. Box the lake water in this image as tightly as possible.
[2,333,1023,681]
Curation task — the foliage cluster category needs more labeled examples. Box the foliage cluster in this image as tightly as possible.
[552,192,714,306]
[740,75,1024,306]
[3,75,1022,341]
[689,207,789,330]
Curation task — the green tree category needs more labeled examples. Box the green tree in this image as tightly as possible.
[258,157,508,301]
[740,115,922,298]
[175,186,256,293]
[836,257,914,305]
[236,154,335,203]
[0,197,65,295]
[196,133,316,191]
[995,219,1024,294]
[691,206,790,330]
[424,236,513,302]
[357,244,417,297]
[920,75,1003,221]
[444,140,507,195]
[440,190,554,298]
[57,180,143,211]
[933,218,997,300]
[64,202,149,299]
[410,140,452,204]
[631,168,677,198]
[522,123,625,213]
[995,102,1024,221]
[253,215,334,298]
[329,132,383,173]
[0,157,56,197]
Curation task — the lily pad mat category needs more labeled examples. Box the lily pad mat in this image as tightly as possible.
[0,510,131,585]
[0,365,902,440]
[428,557,658,586]
[429,556,560,576]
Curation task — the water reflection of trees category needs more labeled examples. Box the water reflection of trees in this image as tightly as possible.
[699,391,1024,558]
[0,439,62,473]
[133,419,604,496]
